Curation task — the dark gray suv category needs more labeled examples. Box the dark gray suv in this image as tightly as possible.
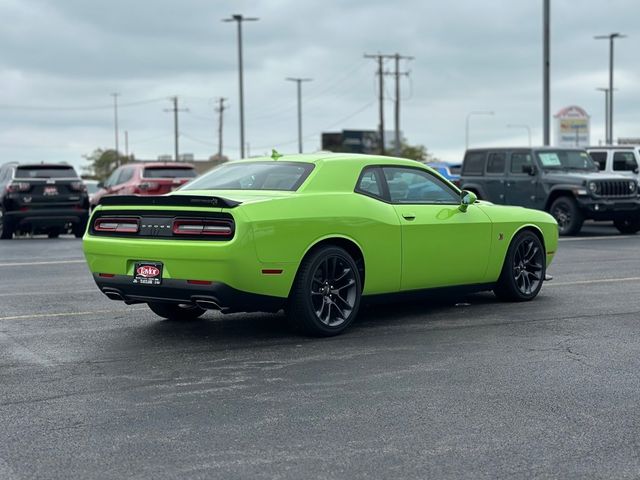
[460,147,640,235]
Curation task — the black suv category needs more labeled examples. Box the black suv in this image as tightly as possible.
[0,162,89,239]
[460,147,640,235]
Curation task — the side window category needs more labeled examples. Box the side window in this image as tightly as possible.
[613,152,638,172]
[104,168,121,188]
[117,166,134,184]
[382,167,459,204]
[589,151,607,170]
[355,167,384,199]
[486,152,506,174]
[510,152,533,174]
[462,152,486,175]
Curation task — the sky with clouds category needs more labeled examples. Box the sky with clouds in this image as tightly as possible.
[0,0,638,170]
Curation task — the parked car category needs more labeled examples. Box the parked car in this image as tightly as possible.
[425,162,461,186]
[84,152,558,336]
[460,147,640,235]
[91,162,198,207]
[82,179,100,204]
[0,162,89,239]
[586,146,639,178]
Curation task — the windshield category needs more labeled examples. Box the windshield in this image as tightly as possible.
[536,150,598,171]
[15,165,78,179]
[182,161,314,191]
[143,167,197,179]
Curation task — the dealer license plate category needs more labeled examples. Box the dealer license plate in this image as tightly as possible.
[133,262,163,285]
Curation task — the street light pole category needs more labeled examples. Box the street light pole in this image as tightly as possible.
[110,93,120,166]
[507,124,532,146]
[543,0,550,146]
[465,111,494,149]
[595,33,626,144]
[596,87,610,143]
[223,14,259,159]
[286,77,312,154]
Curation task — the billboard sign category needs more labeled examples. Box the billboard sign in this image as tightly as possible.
[554,106,590,147]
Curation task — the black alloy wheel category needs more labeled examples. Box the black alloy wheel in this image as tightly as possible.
[494,230,546,301]
[549,196,583,236]
[288,246,362,336]
[147,302,206,321]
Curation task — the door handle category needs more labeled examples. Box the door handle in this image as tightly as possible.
[402,213,416,221]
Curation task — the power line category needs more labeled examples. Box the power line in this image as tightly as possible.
[0,97,166,111]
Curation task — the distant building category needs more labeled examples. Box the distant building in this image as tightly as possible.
[321,130,401,154]
[554,106,590,148]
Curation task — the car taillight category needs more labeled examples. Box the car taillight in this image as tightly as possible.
[138,182,159,191]
[172,219,233,237]
[94,217,140,233]
[70,181,87,192]
[6,182,30,193]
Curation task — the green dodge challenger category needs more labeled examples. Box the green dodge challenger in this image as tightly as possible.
[83,153,558,336]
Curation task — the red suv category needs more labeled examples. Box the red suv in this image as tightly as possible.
[92,163,197,207]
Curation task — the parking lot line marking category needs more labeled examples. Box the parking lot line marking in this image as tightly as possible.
[0,307,145,321]
[551,276,640,286]
[0,289,97,297]
[559,235,635,242]
[0,259,85,267]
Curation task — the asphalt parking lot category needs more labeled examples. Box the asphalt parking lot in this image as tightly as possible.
[1,224,640,479]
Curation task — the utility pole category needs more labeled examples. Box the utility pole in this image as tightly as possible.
[110,93,120,166]
[385,53,413,156]
[595,33,626,144]
[543,0,550,146]
[124,130,129,159]
[364,53,386,155]
[596,88,610,142]
[223,14,259,159]
[164,96,188,161]
[286,77,313,153]
[215,97,227,158]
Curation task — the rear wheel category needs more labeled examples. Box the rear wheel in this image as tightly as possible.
[549,196,583,236]
[494,230,546,302]
[614,217,640,234]
[0,209,12,240]
[287,246,362,337]
[73,221,87,238]
[147,302,206,321]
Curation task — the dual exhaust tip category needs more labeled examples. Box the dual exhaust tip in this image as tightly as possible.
[101,288,224,311]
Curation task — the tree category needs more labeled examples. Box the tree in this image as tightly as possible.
[82,149,133,180]
[400,141,439,163]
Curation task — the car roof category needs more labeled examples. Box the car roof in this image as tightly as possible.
[14,162,75,168]
[465,146,586,152]
[586,145,635,150]
[229,152,423,168]
[130,162,195,168]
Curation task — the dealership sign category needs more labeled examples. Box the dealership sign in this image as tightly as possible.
[554,105,590,148]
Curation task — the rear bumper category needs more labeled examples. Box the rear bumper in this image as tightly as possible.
[5,208,89,227]
[576,197,640,220]
[93,274,285,313]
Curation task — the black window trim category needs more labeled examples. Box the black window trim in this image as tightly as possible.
[508,150,535,176]
[354,164,461,206]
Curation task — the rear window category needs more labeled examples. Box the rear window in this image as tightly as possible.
[589,151,607,170]
[143,167,197,179]
[15,165,78,179]
[182,161,314,191]
[462,152,486,175]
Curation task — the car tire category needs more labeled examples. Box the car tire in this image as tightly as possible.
[287,246,362,337]
[494,230,546,302]
[549,196,583,236]
[613,218,640,234]
[0,209,12,240]
[73,222,87,238]
[147,302,206,321]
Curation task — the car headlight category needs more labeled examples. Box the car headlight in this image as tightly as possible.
[629,181,637,192]
[588,181,598,194]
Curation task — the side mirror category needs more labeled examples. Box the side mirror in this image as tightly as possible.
[97,181,105,189]
[459,190,477,212]
[522,164,537,176]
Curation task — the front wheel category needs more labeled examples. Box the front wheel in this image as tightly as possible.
[147,302,206,321]
[614,218,640,234]
[287,246,362,337]
[549,196,584,236]
[494,230,546,302]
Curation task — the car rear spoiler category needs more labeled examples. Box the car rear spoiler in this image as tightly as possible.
[98,194,241,209]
